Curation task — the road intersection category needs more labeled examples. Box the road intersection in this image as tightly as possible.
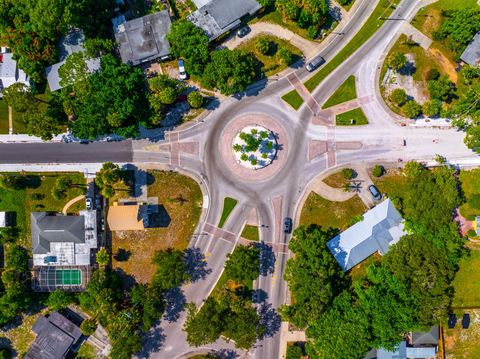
[0,0,477,358]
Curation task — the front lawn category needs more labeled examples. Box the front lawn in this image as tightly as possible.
[300,191,366,231]
[335,108,368,126]
[218,197,238,228]
[322,171,347,189]
[322,75,357,109]
[112,170,203,283]
[0,98,9,134]
[459,169,480,220]
[282,90,304,110]
[372,168,408,201]
[451,250,480,308]
[241,224,260,242]
[238,35,303,77]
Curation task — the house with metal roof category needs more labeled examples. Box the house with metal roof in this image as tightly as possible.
[188,0,262,40]
[461,32,480,66]
[114,10,172,66]
[25,311,82,359]
[0,50,30,95]
[45,30,101,92]
[327,198,406,271]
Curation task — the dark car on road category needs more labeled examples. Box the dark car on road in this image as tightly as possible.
[283,217,293,234]
[306,55,325,72]
[368,185,382,201]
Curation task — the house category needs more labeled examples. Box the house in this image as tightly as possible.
[31,211,97,291]
[0,49,30,95]
[460,32,480,67]
[365,326,439,359]
[25,311,82,359]
[0,211,7,227]
[327,198,406,271]
[107,202,168,231]
[45,30,101,92]
[188,0,262,41]
[114,10,172,66]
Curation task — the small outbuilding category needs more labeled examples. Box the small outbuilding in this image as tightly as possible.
[0,211,7,227]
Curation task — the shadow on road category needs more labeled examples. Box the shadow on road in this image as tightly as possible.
[136,326,166,359]
[258,303,282,339]
[185,247,212,282]
[256,242,275,276]
[163,287,187,323]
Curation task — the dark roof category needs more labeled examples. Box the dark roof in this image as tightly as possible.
[461,32,480,66]
[31,213,85,255]
[115,10,172,66]
[188,0,261,40]
[26,311,82,359]
[411,326,439,346]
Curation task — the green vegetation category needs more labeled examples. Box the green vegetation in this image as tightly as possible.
[300,192,366,230]
[459,169,480,220]
[372,165,384,178]
[451,251,480,307]
[77,343,97,359]
[218,197,238,228]
[282,90,304,110]
[335,108,368,126]
[95,162,125,198]
[0,99,9,134]
[224,245,260,283]
[241,225,260,241]
[322,75,357,109]
[305,0,401,92]
[238,35,302,76]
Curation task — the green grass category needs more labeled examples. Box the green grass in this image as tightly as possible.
[372,169,408,200]
[458,169,480,220]
[451,250,480,308]
[218,197,238,228]
[238,35,303,77]
[304,0,401,92]
[77,342,97,359]
[241,225,259,241]
[282,90,304,110]
[300,192,366,231]
[322,75,357,109]
[335,107,368,126]
[0,98,9,134]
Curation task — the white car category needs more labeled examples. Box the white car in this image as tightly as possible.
[178,59,187,80]
[86,198,93,210]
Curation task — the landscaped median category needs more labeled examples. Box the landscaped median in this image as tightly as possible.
[336,108,368,126]
[304,0,401,92]
[281,89,304,110]
[322,75,357,109]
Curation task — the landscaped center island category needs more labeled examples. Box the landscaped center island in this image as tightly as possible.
[232,125,278,169]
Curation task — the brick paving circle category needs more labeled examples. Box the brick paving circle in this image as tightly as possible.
[219,113,289,182]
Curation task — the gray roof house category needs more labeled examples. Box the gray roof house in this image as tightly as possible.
[45,30,101,92]
[327,198,406,271]
[0,51,30,95]
[31,211,97,267]
[25,311,82,359]
[461,32,480,66]
[188,0,262,40]
[114,10,172,66]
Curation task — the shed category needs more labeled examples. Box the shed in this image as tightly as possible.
[107,204,146,231]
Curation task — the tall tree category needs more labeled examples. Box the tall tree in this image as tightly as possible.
[224,245,260,284]
[151,249,190,290]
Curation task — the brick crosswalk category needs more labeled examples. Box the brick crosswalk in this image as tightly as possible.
[286,73,320,115]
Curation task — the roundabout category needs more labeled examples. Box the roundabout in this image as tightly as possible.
[219,112,289,183]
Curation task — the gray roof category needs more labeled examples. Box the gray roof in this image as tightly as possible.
[327,198,405,271]
[188,0,261,40]
[476,216,480,236]
[45,57,101,92]
[31,213,85,255]
[115,10,172,66]
[377,341,407,359]
[412,326,439,347]
[26,311,82,359]
[461,32,480,66]
[58,30,86,62]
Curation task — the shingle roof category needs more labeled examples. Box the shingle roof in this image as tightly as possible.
[45,57,100,92]
[115,10,172,66]
[0,52,29,90]
[411,326,439,346]
[31,213,85,255]
[188,0,261,40]
[327,198,405,271]
[461,32,480,66]
[377,341,407,359]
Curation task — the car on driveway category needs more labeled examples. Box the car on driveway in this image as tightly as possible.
[178,59,187,80]
[237,26,250,38]
[368,185,382,201]
[86,197,93,210]
[283,217,293,234]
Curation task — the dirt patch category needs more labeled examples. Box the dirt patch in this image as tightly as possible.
[429,47,458,83]
[418,7,442,35]
[445,310,480,359]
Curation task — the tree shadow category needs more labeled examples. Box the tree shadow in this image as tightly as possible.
[113,268,137,290]
[114,248,132,262]
[258,303,281,339]
[136,326,166,359]
[397,61,416,76]
[255,242,275,276]
[252,289,268,304]
[207,349,239,359]
[162,287,186,323]
[0,337,16,358]
[184,247,212,282]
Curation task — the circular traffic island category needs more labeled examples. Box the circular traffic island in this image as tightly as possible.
[232,125,278,170]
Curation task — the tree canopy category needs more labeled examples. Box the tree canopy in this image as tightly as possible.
[224,245,260,284]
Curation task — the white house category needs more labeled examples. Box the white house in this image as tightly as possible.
[0,50,30,95]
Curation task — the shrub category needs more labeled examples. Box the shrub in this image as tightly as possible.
[372,165,384,177]
[403,100,422,118]
[0,348,12,359]
[390,89,408,106]
[467,229,477,238]
[256,37,272,55]
[80,318,97,336]
[422,100,442,117]
[187,91,204,108]
[426,69,440,81]
[468,194,480,209]
[388,52,407,71]
[342,168,354,180]
[403,161,425,177]
[277,46,294,65]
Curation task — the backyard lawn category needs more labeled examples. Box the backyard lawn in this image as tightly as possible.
[459,169,480,220]
[0,98,9,134]
[444,310,480,359]
[238,35,303,77]
[322,75,357,109]
[300,191,366,231]
[335,108,368,126]
[112,171,203,283]
[218,197,238,228]
[241,224,260,242]
[451,250,480,308]
[0,172,86,247]
[282,90,304,110]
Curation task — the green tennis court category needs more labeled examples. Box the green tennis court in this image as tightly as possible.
[55,269,82,285]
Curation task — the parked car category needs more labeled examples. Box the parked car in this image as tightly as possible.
[237,26,250,38]
[95,194,102,208]
[283,217,293,234]
[86,197,93,210]
[368,185,382,201]
[306,55,325,72]
[178,59,187,80]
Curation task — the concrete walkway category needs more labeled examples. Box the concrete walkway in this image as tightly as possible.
[309,176,355,202]
[8,106,12,135]
[278,322,307,359]
[402,22,432,50]
[62,194,85,215]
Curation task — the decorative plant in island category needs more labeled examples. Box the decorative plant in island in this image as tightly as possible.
[232,126,278,169]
